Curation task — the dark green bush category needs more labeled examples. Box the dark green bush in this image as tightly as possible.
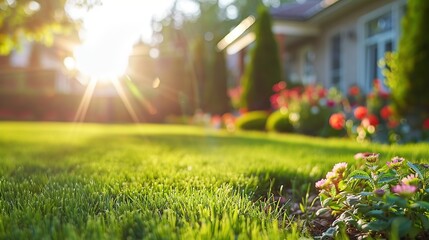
[266,110,293,132]
[240,5,282,111]
[235,111,268,131]
[390,0,429,118]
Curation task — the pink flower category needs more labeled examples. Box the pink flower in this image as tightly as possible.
[354,152,379,163]
[386,156,404,169]
[392,184,417,197]
[401,174,419,185]
[315,179,327,189]
[332,162,347,175]
[326,171,336,180]
[315,178,333,192]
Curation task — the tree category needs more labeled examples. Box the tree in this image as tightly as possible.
[240,5,281,111]
[0,0,97,55]
[203,49,230,114]
[388,0,429,125]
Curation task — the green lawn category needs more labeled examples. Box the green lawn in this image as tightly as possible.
[0,122,428,239]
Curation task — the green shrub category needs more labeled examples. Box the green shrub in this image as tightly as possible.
[266,110,293,132]
[389,0,429,118]
[288,100,329,136]
[240,5,282,111]
[235,111,268,131]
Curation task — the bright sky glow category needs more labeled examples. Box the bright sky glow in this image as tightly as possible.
[71,0,237,80]
[73,0,175,80]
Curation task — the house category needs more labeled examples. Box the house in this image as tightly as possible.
[0,38,129,122]
[219,0,407,93]
[0,37,84,95]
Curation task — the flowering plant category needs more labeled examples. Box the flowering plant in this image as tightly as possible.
[328,80,414,143]
[315,153,429,239]
[270,82,342,135]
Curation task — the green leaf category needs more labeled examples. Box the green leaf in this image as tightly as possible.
[386,195,408,208]
[322,227,337,238]
[316,207,330,216]
[391,217,412,238]
[348,170,371,180]
[362,220,389,231]
[322,197,332,207]
[338,180,347,191]
[377,173,397,184]
[366,209,385,219]
[407,161,423,179]
[359,192,373,196]
[346,195,361,205]
[415,201,429,211]
[418,213,429,230]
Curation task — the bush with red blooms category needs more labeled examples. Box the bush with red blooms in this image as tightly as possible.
[270,82,342,135]
[328,79,429,143]
[222,79,429,143]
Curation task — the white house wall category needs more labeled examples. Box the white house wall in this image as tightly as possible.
[286,0,403,92]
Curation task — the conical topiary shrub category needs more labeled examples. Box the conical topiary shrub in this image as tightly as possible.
[240,5,282,111]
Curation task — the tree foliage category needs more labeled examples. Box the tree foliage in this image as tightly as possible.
[240,5,281,111]
[0,0,97,55]
[390,0,429,118]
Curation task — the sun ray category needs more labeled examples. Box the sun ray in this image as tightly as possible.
[73,78,98,123]
[111,78,140,123]
[124,76,157,115]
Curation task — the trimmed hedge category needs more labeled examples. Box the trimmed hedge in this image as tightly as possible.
[266,110,293,132]
[235,111,268,131]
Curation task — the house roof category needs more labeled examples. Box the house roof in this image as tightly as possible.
[218,0,375,53]
[270,0,323,21]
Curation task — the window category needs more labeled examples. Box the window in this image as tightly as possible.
[359,1,406,92]
[364,10,395,91]
[366,12,393,37]
[301,48,316,84]
[330,34,341,87]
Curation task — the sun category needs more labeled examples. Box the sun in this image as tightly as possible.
[68,0,175,123]
[71,0,168,82]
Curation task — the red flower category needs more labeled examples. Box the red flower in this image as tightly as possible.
[329,113,346,130]
[270,93,280,109]
[326,99,336,107]
[388,119,399,128]
[373,79,381,90]
[239,108,248,114]
[354,106,368,120]
[272,81,286,92]
[348,86,360,96]
[363,114,379,127]
[380,106,393,120]
[318,88,327,98]
[423,118,429,130]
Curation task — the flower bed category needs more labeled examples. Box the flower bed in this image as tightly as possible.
[315,153,429,239]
